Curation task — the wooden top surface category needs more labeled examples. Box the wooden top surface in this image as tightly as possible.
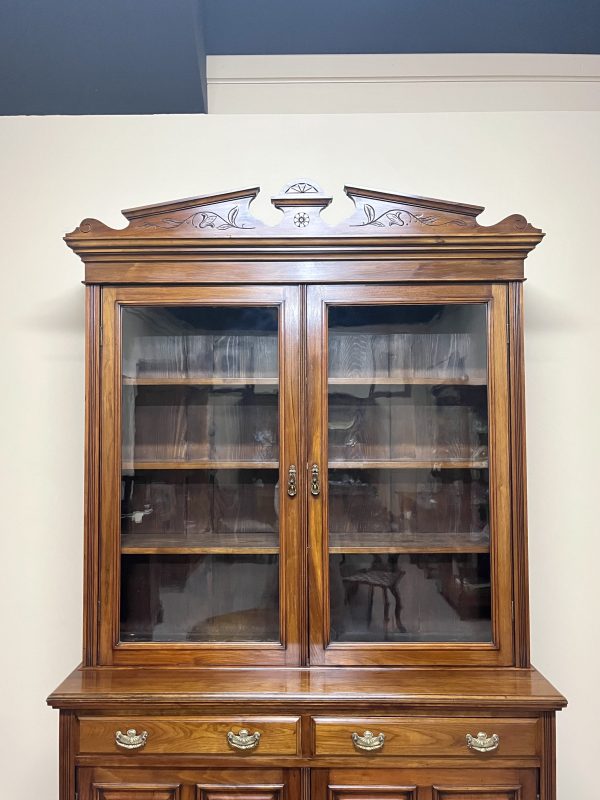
[47,666,566,711]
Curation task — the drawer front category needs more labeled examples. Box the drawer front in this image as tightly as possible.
[312,717,540,757]
[79,716,300,755]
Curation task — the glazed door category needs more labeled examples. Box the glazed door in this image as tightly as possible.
[307,284,513,666]
[99,286,302,665]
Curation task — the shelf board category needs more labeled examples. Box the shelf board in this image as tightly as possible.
[328,375,487,386]
[329,531,490,554]
[121,531,280,555]
[123,460,279,471]
[123,376,278,386]
[329,459,488,470]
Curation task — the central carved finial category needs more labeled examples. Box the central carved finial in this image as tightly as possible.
[271,180,333,231]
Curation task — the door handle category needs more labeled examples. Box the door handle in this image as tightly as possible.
[311,464,320,496]
[287,464,297,497]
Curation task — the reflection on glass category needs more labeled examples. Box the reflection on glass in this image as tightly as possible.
[329,553,491,643]
[328,304,491,643]
[121,555,279,642]
[119,306,280,643]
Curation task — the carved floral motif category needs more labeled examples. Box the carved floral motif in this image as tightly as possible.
[142,206,253,231]
[353,204,468,229]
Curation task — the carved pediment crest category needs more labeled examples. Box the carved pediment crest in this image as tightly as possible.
[66,179,543,260]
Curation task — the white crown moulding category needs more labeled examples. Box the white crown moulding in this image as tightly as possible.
[206,53,600,113]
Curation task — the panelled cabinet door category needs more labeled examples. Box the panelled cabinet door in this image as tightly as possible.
[99,286,302,666]
[315,770,537,800]
[329,789,417,800]
[87,785,182,800]
[197,787,285,800]
[79,768,295,800]
[433,790,523,800]
[432,780,537,800]
[307,284,513,666]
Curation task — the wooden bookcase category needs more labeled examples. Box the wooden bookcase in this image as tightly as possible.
[48,180,566,800]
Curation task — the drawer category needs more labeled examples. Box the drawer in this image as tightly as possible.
[312,717,540,757]
[79,716,300,755]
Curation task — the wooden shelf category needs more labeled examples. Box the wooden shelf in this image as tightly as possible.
[121,531,280,555]
[123,376,278,386]
[329,530,490,554]
[329,459,488,470]
[328,375,487,386]
[123,460,279,471]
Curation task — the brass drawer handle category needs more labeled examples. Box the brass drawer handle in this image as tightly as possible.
[227,728,261,751]
[287,464,297,497]
[351,730,385,751]
[466,731,500,753]
[311,464,320,496]
[115,728,148,750]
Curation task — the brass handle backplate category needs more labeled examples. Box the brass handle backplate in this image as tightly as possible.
[115,728,149,750]
[287,464,297,497]
[352,730,385,751]
[466,731,500,753]
[227,728,261,751]
[311,464,320,496]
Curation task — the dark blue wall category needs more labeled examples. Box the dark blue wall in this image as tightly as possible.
[205,0,600,55]
[1,0,599,115]
[0,0,206,115]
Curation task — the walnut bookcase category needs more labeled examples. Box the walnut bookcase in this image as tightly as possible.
[48,180,566,800]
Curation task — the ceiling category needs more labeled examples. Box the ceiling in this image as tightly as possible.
[1,0,599,115]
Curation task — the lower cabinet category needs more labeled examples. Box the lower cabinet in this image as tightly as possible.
[77,768,299,800]
[312,768,538,800]
[77,767,538,800]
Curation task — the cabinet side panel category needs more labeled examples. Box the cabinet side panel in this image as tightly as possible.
[84,285,101,665]
[509,282,530,667]
[59,711,76,800]
[540,712,556,800]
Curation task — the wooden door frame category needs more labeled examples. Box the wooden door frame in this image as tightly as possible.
[97,284,303,666]
[307,283,514,666]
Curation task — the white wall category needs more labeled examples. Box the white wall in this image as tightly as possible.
[0,112,598,799]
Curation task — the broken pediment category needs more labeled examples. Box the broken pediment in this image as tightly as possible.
[67,180,542,243]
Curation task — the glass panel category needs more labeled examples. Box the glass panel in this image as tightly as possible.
[327,304,491,643]
[120,306,280,643]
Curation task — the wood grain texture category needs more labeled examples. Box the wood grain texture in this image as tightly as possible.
[316,768,536,800]
[328,531,489,555]
[91,786,182,800]
[83,285,101,665]
[84,259,526,285]
[312,717,540,757]
[508,283,530,668]
[65,184,543,280]
[59,711,76,800]
[47,666,566,712]
[79,716,300,755]
[540,712,556,800]
[79,767,294,800]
